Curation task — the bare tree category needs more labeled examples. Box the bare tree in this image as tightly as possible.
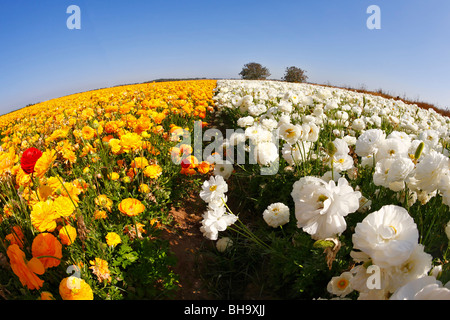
[283,66,308,83]
[239,62,271,80]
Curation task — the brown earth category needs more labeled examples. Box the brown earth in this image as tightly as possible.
[162,195,214,300]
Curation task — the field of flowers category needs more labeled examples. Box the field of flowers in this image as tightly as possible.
[0,78,449,300]
[198,80,450,300]
[0,80,217,300]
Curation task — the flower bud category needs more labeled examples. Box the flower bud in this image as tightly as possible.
[414,141,424,160]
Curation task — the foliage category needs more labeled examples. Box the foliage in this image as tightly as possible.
[239,62,271,80]
[283,66,308,83]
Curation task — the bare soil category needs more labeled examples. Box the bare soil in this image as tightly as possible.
[162,196,213,300]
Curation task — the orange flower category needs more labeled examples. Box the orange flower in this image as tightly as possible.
[31,233,62,269]
[143,164,162,179]
[59,277,94,300]
[95,194,113,212]
[59,225,77,245]
[94,210,107,220]
[4,226,25,248]
[118,198,145,217]
[131,157,149,169]
[89,257,111,282]
[7,244,45,290]
[38,291,55,300]
[197,161,211,174]
[119,132,142,153]
[81,126,96,140]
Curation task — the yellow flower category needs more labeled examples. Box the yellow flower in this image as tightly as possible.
[131,157,149,169]
[108,138,122,154]
[118,198,145,217]
[143,164,162,179]
[95,194,113,212]
[59,225,77,245]
[89,257,111,283]
[59,277,94,300]
[30,200,59,232]
[94,210,107,220]
[34,150,57,178]
[108,172,120,180]
[0,147,16,176]
[119,132,142,153]
[105,232,121,247]
[53,196,75,218]
[139,183,150,193]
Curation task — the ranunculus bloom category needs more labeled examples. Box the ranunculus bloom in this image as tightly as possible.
[20,147,43,174]
[59,277,94,300]
[291,176,361,240]
[144,164,163,179]
[390,276,450,300]
[263,202,290,228]
[53,196,76,218]
[59,225,77,245]
[352,205,419,268]
[105,232,121,247]
[33,149,57,178]
[118,198,145,216]
[30,200,59,232]
[31,233,62,269]
[7,244,45,290]
[89,257,112,282]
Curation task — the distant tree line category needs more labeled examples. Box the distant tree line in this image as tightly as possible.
[239,62,308,83]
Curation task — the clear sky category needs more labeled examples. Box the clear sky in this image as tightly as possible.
[1,0,449,115]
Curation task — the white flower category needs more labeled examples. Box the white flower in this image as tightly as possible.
[386,244,433,293]
[355,129,386,157]
[260,118,278,131]
[237,116,255,128]
[216,237,233,252]
[419,129,440,149]
[253,141,279,166]
[281,142,311,165]
[352,205,419,268]
[263,202,290,228]
[414,150,449,193]
[390,276,450,300]
[279,123,302,145]
[199,175,228,203]
[248,103,267,117]
[291,177,361,240]
[373,157,414,191]
[329,138,354,172]
[278,100,293,113]
[303,123,320,142]
[214,162,234,180]
[351,118,366,131]
[375,138,409,162]
[200,207,238,240]
[245,125,273,144]
[327,272,354,297]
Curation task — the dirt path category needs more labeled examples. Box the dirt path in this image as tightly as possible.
[163,196,213,299]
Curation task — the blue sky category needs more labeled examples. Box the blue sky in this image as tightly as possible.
[1,0,449,115]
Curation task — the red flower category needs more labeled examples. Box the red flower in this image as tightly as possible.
[180,158,191,169]
[20,147,43,174]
